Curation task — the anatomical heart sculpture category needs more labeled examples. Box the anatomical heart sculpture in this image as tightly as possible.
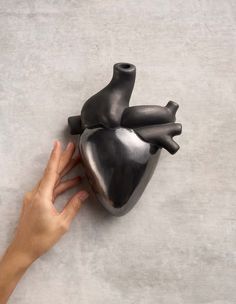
[68,63,182,216]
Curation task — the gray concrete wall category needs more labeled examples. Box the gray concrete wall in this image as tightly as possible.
[0,1,235,303]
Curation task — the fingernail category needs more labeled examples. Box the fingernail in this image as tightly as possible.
[66,142,74,150]
[53,140,58,150]
[78,191,89,201]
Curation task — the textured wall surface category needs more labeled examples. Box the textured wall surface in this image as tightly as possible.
[0,1,236,303]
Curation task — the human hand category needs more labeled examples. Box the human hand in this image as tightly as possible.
[11,140,88,264]
[0,140,88,303]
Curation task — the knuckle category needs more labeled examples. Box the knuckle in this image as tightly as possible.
[33,191,45,204]
[46,167,60,180]
[71,200,80,212]
[34,191,41,200]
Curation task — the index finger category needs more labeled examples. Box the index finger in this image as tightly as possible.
[38,140,62,196]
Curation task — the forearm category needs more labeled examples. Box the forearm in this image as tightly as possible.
[0,243,33,304]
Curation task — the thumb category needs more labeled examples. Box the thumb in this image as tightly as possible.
[61,190,89,223]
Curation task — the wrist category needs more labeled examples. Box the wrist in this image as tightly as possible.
[4,242,35,272]
[0,242,33,303]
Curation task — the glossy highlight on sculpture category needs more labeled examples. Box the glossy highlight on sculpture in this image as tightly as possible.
[68,63,182,216]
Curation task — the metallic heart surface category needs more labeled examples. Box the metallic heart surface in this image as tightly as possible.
[68,62,182,216]
[79,127,161,216]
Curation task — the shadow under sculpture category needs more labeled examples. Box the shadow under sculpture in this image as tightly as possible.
[68,63,182,216]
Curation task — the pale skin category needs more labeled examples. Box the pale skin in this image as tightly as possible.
[0,140,89,303]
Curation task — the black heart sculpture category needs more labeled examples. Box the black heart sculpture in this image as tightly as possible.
[68,63,182,216]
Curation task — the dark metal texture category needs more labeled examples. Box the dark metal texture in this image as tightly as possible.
[79,127,161,216]
[68,62,182,216]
